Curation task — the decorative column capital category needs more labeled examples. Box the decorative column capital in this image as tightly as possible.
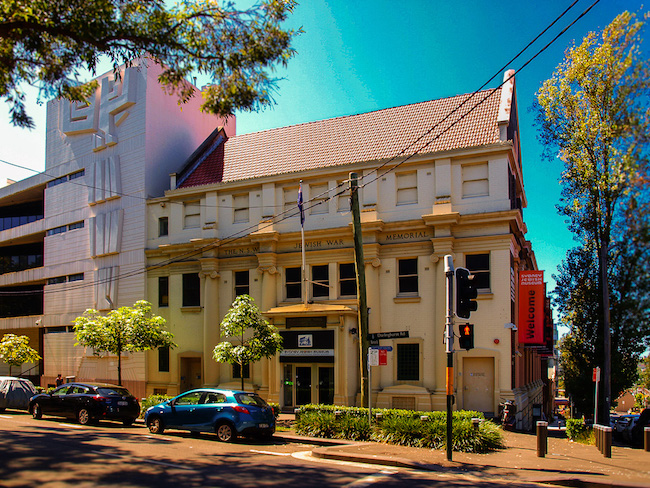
[257,265,278,275]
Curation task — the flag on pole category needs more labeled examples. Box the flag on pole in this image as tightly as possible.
[297,181,305,227]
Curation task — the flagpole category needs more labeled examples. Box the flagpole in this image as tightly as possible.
[298,180,307,306]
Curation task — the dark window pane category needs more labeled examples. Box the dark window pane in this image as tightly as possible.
[398,258,418,294]
[286,267,302,299]
[158,217,168,237]
[159,276,169,307]
[339,263,357,297]
[466,253,490,290]
[312,265,329,298]
[397,343,419,381]
[235,271,249,297]
[159,346,170,372]
[182,273,200,306]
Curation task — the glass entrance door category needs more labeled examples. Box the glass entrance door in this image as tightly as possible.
[318,367,334,404]
[295,366,312,406]
[283,364,293,407]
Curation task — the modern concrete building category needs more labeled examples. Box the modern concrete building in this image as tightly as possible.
[145,70,555,424]
[0,61,231,397]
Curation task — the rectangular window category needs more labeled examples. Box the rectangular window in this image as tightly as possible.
[68,221,84,231]
[396,172,417,205]
[233,193,250,223]
[337,180,349,213]
[466,253,491,290]
[158,346,170,372]
[310,183,328,215]
[397,343,419,381]
[47,276,66,285]
[398,258,418,294]
[285,266,302,300]
[283,187,299,216]
[159,276,169,307]
[234,271,249,297]
[462,162,489,198]
[312,264,329,298]
[233,363,250,379]
[67,273,84,282]
[46,225,67,236]
[339,263,357,297]
[46,175,67,188]
[69,169,85,180]
[158,217,169,237]
[183,201,201,229]
[182,273,200,307]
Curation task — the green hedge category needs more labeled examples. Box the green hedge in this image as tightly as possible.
[294,404,504,453]
[566,418,593,444]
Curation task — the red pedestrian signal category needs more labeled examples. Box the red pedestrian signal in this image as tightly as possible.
[458,323,474,350]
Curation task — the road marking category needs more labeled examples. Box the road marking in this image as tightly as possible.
[59,423,84,429]
[291,451,383,470]
[249,449,291,456]
[143,435,173,442]
[91,450,194,470]
[0,415,12,419]
[343,473,397,487]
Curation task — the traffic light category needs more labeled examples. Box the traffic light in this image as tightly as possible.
[458,323,474,350]
[455,267,478,319]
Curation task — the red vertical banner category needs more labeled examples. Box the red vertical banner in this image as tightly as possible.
[518,270,545,344]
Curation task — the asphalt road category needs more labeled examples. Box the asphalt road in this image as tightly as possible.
[0,411,547,488]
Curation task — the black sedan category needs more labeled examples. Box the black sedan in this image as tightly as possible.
[29,382,140,425]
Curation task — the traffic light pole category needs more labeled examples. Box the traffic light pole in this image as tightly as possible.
[444,255,454,462]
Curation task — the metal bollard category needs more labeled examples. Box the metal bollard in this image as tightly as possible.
[595,424,602,453]
[375,413,383,422]
[536,421,548,457]
[602,426,612,458]
[472,418,481,431]
[645,427,650,453]
[294,407,300,420]
[335,410,343,419]
[420,415,429,422]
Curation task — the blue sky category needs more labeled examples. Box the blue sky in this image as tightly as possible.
[0,0,643,325]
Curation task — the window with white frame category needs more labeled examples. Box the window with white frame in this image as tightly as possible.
[310,183,328,215]
[339,263,357,297]
[233,193,250,223]
[466,253,491,291]
[283,187,299,217]
[396,171,417,205]
[312,264,329,298]
[398,258,418,294]
[462,162,489,198]
[183,201,200,229]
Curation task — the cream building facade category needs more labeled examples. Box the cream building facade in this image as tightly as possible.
[145,71,551,418]
[0,61,230,397]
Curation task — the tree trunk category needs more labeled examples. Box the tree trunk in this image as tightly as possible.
[241,362,245,391]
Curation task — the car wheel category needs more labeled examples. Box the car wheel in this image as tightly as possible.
[147,416,165,435]
[123,417,135,427]
[32,403,43,419]
[216,422,236,442]
[77,408,91,425]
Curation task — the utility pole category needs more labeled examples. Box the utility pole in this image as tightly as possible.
[350,172,369,408]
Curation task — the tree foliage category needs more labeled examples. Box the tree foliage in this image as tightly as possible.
[1,0,299,128]
[74,300,176,385]
[537,10,650,420]
[0,333,41,376]
[213,294,282,390]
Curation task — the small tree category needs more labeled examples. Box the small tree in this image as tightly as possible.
[213,295,283,391]
[0,334,41,376]
[74,300,176,385]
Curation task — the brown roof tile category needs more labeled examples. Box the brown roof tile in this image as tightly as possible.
[179,89,502,188]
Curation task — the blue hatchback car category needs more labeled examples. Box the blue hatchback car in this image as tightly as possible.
[144,389,275,442]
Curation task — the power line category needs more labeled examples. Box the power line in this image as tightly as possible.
[0,0,601,298]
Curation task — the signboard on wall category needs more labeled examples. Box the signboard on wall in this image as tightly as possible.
[518,270,545,344]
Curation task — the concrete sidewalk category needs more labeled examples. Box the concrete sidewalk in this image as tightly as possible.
[275,423,650,488]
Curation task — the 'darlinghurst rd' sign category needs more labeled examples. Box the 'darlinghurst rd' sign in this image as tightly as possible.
[518,270,545,344]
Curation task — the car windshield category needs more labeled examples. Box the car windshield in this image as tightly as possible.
[235,393,267,407]
[97,387,131,397]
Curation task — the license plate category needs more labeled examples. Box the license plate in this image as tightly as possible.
[259,423,269,428]
[117,401,128,406]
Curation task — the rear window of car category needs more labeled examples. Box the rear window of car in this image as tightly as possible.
[97,387,131,397]
[235,393,268,407]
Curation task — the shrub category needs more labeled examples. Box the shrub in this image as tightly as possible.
[566,418,593,444]
[268,402,280,418]
[139,394,171,418]
[295,404,503,453]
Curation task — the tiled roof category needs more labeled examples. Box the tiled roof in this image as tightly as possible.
[179,88,502,188]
